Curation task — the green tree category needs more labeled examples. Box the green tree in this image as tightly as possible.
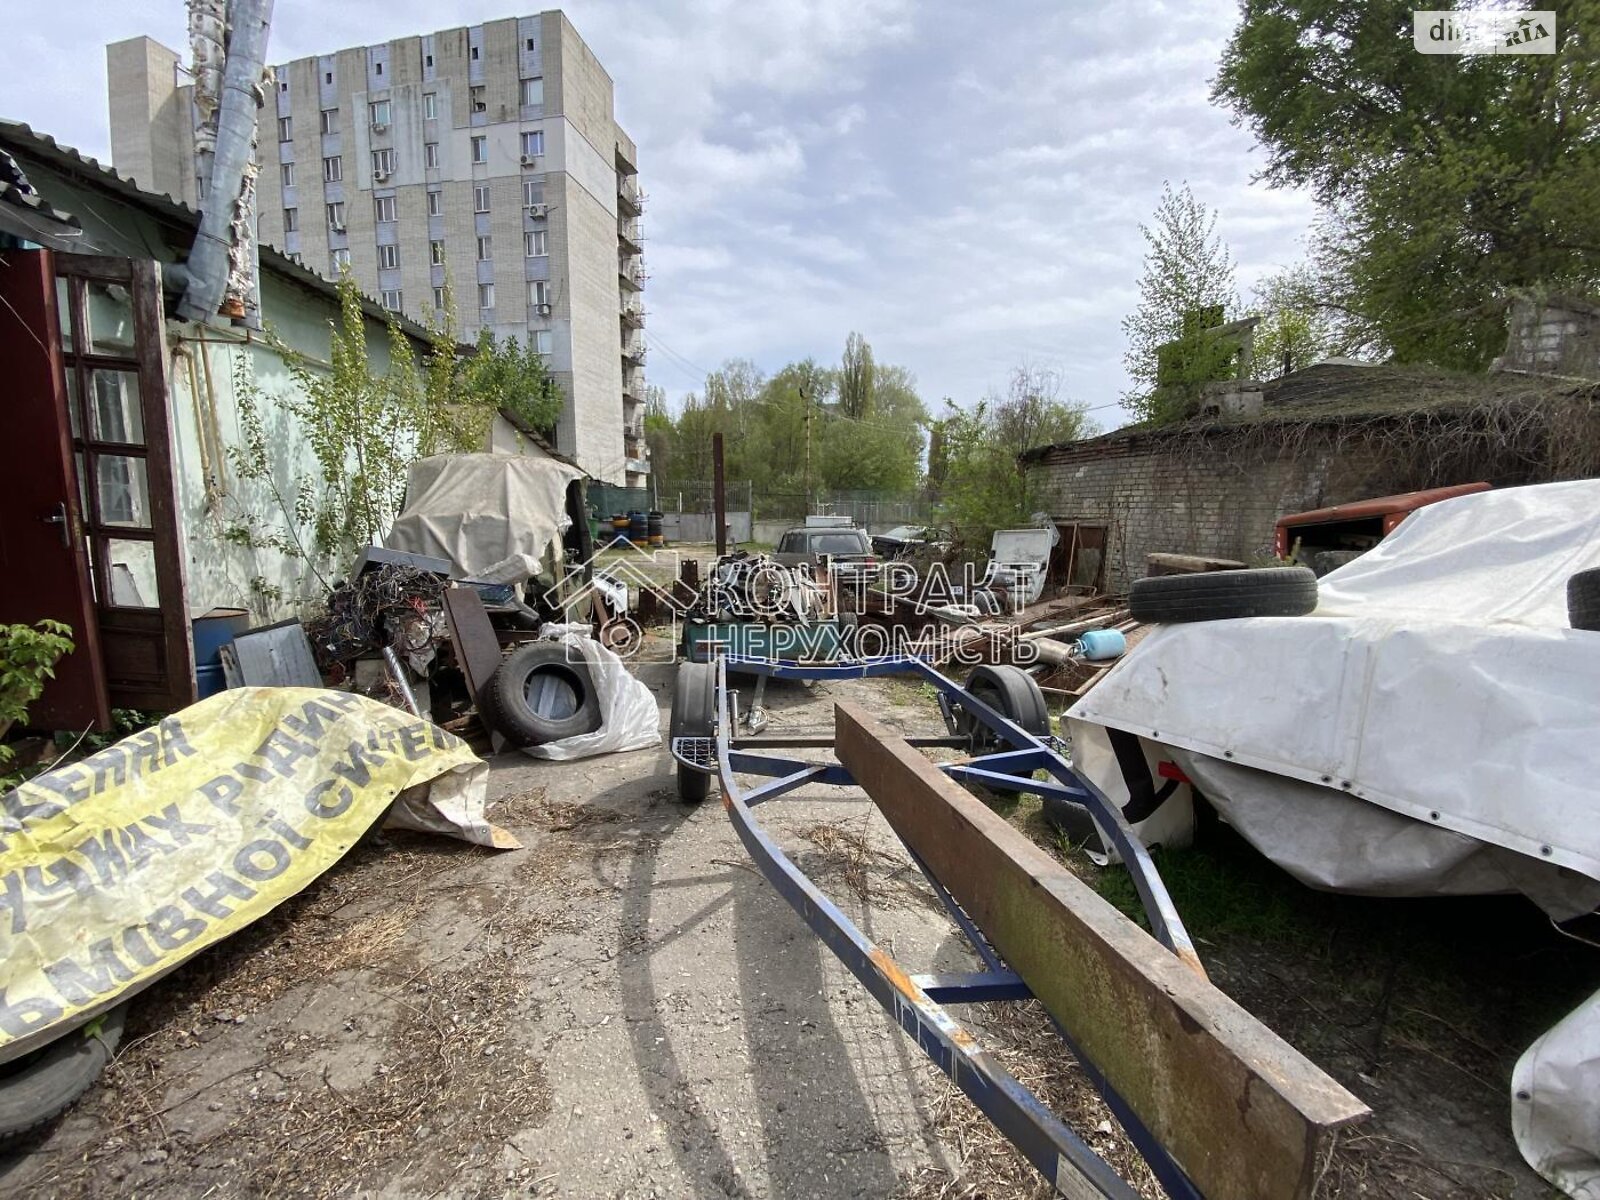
[461,328,564,439]
[933,366,1095,544]
[1250,263,1333,379]
[818,363,926,494]
[1121,182,1239,424]
[838,331,876,419]
[1213,0,1600,368]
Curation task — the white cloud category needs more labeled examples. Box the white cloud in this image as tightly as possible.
[0,0,1317,430]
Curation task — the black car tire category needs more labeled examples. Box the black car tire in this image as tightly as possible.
[1129,566,1318,624]
[670,661,716,804]
[959,665,1049,755]
[0,1004,127,1145]
[481,644,602,747]
[1569,567,1600,631]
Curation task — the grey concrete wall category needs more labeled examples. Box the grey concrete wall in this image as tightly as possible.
[662,512,753,545]
[1502,297,1600,380]
[106,37,191,203]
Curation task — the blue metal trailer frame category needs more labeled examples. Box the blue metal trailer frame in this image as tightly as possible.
[669,652,1207,1198]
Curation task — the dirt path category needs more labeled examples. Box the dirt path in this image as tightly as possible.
[0,667,1586,1198]
[0,672,979,1198]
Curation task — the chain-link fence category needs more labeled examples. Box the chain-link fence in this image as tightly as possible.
[655,482,934,528]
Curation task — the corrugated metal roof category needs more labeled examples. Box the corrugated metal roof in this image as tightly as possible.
[0,118,450,348]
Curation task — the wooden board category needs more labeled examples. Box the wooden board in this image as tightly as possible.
[835,702,1368,1200]
[442,587,507,753]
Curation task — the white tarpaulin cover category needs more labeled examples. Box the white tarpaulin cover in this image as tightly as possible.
[519,627,662,761]
[386,453,583,583]
[1067,479,1600,1196]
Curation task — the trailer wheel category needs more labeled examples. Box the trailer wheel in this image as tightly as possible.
[1129,566,1318,624]
[959,665,1049,755]
[670,661,717,804]
[1570,567,1600,631]
[0,1004,126,1145]
[835,612,859,657]
[482,645,602,747]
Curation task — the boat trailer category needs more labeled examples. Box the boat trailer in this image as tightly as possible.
[668,653,1367,1199]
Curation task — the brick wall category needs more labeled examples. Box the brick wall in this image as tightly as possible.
[1027,424,1461,591]
[1501,297,1600,380]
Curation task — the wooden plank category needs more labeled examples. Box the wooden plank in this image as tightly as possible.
[835,702,1368,1200]
[442,587,507,753]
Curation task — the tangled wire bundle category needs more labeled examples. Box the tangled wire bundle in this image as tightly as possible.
[305,564,448,674]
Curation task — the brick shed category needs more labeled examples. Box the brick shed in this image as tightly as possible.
[1022,362,1600,593]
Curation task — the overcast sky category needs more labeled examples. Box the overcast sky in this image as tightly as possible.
[0,0,1317,429]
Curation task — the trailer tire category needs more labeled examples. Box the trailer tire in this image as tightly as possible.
[960,665,1049,755]
[482,645,602,747]
[1129,566,1318,624]
[1041,793,1101,845]
[1570,568,1600,632]
[0,1004,126,1145]
[670,661,717,804]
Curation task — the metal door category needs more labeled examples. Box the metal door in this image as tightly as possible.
[0,248,110,729]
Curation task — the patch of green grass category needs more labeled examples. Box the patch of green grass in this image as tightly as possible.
[1091,825,1337,946]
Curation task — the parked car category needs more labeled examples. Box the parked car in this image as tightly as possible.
[871,525,950,560]
[773,525,876,572]
[1275,483,1490,575]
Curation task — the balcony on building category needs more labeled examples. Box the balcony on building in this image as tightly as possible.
[617,219,643,256]
[619,260,646,291]
[618,178,645,216]
[622,338,647,366]
[619,297,645,328]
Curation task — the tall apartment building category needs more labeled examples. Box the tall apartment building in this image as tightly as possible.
[106,12,649,486]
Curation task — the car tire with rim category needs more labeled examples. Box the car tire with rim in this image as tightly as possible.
[958,665,1049,755]
[481,644,603,747]
[670,661,716,804]
[1129,566,1318,624]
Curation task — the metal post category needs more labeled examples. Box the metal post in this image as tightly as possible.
[713,432,727,556]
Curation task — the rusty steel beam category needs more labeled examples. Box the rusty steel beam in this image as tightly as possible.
[835,701,1368,1200]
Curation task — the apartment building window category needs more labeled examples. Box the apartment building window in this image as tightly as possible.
[323,155,342,182]
[369,99,390,127]
[331,248,350,272]
[381,289,402,310]
[423,92,437,120]
[433,285,447,310]
[528,280,549,308]
[520,130,543,158]
[371,148,395,177]
[471,136,487,164]
[522,180,541,208]
[324,71,333,84]
[521,78,543,106]
[470,86,486,113]
[377,244,399,270]
[319,107,338,135]
[277,116,292,142]
[524,229,547,257]
[476,236,492,262]
[533,330,552,354]
[430,239,446,265]
[478,282,495,310]
[282,207,298,232]
[526,37,536,50]
[427,189,442,217]
[374,195,397,223]
[471,45,480,61]
[425,53,434,68]
[280,162,295,188]
[326,201,345,229]
[473,184,491,213]
[424,142,440,168]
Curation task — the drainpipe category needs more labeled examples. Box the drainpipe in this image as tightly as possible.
[178,0,274,324]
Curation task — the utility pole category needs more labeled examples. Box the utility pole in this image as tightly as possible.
[712,432,727,557]
[801,386,812,517]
